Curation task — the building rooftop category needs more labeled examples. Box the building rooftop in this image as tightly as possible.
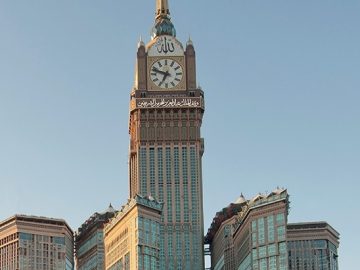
[287,221,340,237]
[0,214,73,234]
[76,204,117,240]
[205,188,288,244]
[105,194,163,234]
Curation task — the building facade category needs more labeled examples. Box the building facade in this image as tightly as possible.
[0,215,74,270]
[104,195,163,270]
[206,188,290,270]
[75,204,117,270]
[128,0,205,269]
[287,222,339,270]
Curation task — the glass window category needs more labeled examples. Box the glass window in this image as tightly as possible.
[279,253,287,270]
[269,256,277,270]
[149,148,155,196]
[259,258,267,270]
[277,225,286,241]
[268,243,276,256]
[279,242,287,254]
[252,248,258,260]
[252,220,257,231]
[267,215,275,243]
[259,246,266,258]
[258,218,265,245]
[276,213,285,225]
[140,148,147,195]
[252,233,257,247]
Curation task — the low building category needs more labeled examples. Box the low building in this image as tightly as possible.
[287,222,340,270]
[205,188,290,270]
[75,204,117,270]
[0,214,74,270]
[104,195,163,270]
[204,195,247,270]
[206,189,341,270]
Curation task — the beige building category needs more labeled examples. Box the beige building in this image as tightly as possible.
[0,214,74,270]
[128,1,205,269]
[206,188,289,270]
[104,195,163,270]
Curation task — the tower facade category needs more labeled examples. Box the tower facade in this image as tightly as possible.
[128,1,205,269]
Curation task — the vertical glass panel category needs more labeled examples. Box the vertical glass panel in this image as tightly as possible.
[259,258,267,270]
[276,213,285,225]
[279,242,287,254]
[150,148,155,196]
[258,246,267,258]
[252,233,257,247]
[277,226,286,241]
[252,248,258,260]
[258,218,265,245]
[140,147,147,195]
[267,215,275,243]
[269,256,277,270]
[252,220,257,231]
[268,243,276,256]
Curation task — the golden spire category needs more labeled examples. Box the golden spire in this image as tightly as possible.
[152,0,176,38]
[156,0,170,19]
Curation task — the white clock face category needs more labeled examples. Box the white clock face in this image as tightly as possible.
[150,59,183,89]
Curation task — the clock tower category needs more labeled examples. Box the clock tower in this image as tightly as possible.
[129,0,205,269]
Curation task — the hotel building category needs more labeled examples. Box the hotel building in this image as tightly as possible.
[287,222,339,270]
[0,214,74,270]
[75,204,117,270]
[104,195,163,270]
[205,188,290,270]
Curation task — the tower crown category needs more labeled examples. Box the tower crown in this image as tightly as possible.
[152,0,176,39]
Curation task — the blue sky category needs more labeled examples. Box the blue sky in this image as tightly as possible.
[0,1,359,268]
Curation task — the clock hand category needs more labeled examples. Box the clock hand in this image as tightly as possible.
[152,67,169,76]
[161,71,171,83]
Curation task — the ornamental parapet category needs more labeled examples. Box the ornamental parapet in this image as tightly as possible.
[104,194,163,235]
[130,97,204,111]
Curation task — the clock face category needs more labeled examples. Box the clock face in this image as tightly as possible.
[150,59,183,89]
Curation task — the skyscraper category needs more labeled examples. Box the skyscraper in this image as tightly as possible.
[128,1,205,269]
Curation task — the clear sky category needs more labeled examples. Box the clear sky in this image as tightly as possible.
[0,0,359,268]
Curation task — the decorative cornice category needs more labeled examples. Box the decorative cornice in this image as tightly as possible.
[105,195,163,234]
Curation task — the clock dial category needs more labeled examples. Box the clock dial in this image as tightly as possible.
[150,59,183,89]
